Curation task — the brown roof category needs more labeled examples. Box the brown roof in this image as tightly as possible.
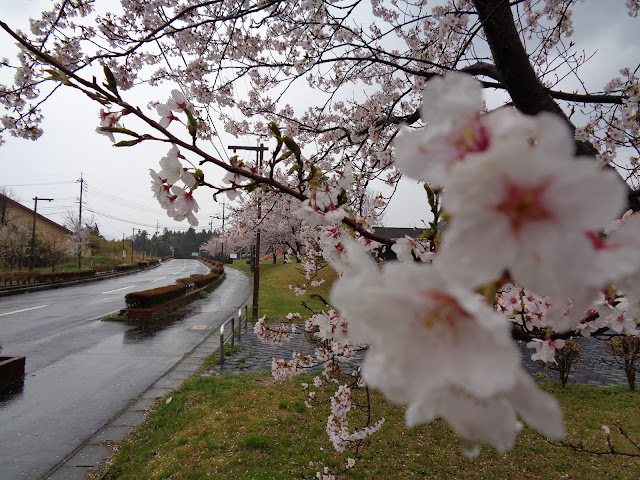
[373,227,425,240]
[0,193,72,234]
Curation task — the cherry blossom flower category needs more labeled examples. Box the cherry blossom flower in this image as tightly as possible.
[331,249,563,454]
[166,89,188,111]
[159,145,194,186]
[172,187,199,215]
[149,168,168,197]
[527,338,566,363]
[419,72,483,124]
[406,371,563,456]
[390,235,432,262]
[157,103,179,128]
[436,133,627,323]
[95,108,121,142]
[592,214,640,287]
[254,316,296,344]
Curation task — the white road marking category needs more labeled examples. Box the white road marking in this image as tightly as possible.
[102,285,135,294]
[153,276,167,282]
[0,305,49,317]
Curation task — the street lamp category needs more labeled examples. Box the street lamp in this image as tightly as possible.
[30,197,53,270]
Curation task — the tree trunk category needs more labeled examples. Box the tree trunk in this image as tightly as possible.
[474,0,640,211]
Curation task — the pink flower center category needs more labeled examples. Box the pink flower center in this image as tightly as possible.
[421,290,471,328]
[495,178,553,232]
[453,118,491,159]
[586,231,607,250]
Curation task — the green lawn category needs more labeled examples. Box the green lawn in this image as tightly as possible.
[89,259,640,480]
[91,375,640,480]
[228,257,338,319]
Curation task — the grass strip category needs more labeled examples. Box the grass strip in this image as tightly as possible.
[90,375,640,480]
[228,257,337,319]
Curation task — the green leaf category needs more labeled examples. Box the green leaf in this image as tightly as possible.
[273,140,283,159]
[99,126,140,137]
[268,122,282,139]
[103,65,118,95]
[85,92,111,106]
[279,150,293,162]
[113,139,143,147]
[282,136,301,160]
[424,183,435,208]
[287,163,300,175]
[184,107,198,138]
[44,68,68,83]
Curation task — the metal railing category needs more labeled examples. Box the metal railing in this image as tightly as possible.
[219,303,250,365]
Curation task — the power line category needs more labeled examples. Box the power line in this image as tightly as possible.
[1,181,76,187]
[84,206,205,231]
[84,184,168,215]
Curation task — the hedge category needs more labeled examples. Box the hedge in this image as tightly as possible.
[94,264,120,274]
[0,270,42,286]
[192,272,220,288]
[175,272,221,289]
[40,269,96,283]
[116,263,139,272]
[124,284,189,309]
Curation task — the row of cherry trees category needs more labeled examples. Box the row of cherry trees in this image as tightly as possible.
[1,0,640,477]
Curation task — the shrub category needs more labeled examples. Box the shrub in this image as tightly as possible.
[125,284,189,309]
[116,263,138,272]
[137,261,150,269]
[604,336,640,391]
[40,269,96,283]
[193,272,220,288]
[175,277,194,287]
[0,270,40,285]
[94,263,119,274]
[543,340,581,387]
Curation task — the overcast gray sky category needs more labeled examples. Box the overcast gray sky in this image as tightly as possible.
[0,1,638,239]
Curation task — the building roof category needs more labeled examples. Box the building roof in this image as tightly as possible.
[373,226,425,240]
[0,193,72,234]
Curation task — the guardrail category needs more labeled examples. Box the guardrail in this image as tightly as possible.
[219,304,250,365]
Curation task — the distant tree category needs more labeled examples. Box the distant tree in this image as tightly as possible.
[38,231,68,272]
[0,223,31,270]
[64,211,95,269]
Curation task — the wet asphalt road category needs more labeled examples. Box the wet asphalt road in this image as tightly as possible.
[0,260,250,480]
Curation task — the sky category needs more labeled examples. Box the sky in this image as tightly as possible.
[0,1,638,240]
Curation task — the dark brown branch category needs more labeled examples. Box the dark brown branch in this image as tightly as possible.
[473,0,598,156]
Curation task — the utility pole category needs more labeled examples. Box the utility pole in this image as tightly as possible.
[30,197,53,270]
[77,174,84,269]
[221,200,226,260]
[228,143,268,319]
[221,200,226,231]
[139,229,145,261]
[122,233,126,262]
[131,227,135,263]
